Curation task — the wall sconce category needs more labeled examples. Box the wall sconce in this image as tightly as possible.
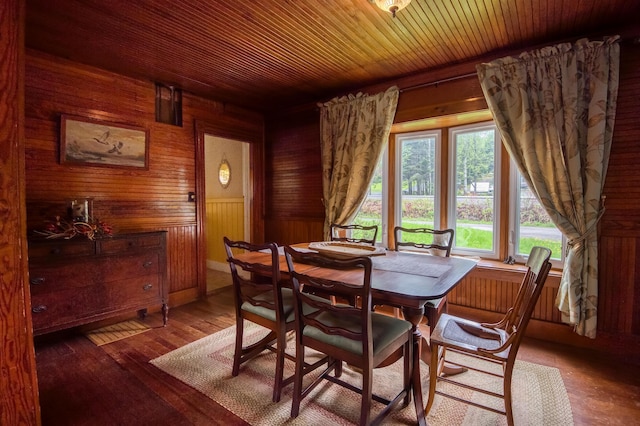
[218,156,231,189]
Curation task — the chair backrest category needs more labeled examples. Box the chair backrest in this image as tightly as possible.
[525,245,552,276]
[283,246,374,358]
[223,237,283,317]
[394,226,454,257]
[330,223,378,246]
[503,246,552,342]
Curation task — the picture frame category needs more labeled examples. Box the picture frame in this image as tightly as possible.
[60,115,149,169]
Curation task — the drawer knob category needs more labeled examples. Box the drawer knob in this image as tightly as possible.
[30,277,46,285]
[32,305,47,313]
[143,261,153,268]
[142,283,153,291]
[50,247,61,255]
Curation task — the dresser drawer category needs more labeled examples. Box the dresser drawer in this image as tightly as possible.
[28,239,95,260]
[30,275,162,333]
[30,283,112,331]
[29,262,99,295]
[29,252,160,292]
[100,252,161,282]
[107,275,163,307]
[99,233,163,254]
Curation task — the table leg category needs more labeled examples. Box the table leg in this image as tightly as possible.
[401,307,427,426]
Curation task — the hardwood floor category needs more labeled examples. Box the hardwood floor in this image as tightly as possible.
[34,285,640,425]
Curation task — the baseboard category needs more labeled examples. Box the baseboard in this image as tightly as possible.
[206,260,228,272]
[168,287,199,307]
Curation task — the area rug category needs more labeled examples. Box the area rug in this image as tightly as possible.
[84,319,151,346]
[150,323,573,425]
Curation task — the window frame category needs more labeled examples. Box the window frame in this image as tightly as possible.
[447,121,502,259]
[508,160,567,268]
[394,130,443,232]
[380,146,390,248]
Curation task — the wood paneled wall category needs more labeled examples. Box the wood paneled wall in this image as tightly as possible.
[265,107,325,244]
[24,50,264,301]
[0,1,40,423]
[264,42,640,356]
[598,41,640,339]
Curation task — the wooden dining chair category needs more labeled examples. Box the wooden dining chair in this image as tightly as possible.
[283,246,414,426]
[426,246,552,426]
[392,226,455,331]
[330,223,378,246]
[223,237,296,403]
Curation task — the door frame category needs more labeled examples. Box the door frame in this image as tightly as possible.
[195,120,265,298]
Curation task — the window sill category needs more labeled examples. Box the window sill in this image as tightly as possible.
[459,257,562,287]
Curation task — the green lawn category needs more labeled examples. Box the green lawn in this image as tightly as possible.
[354,217,561,259]
[456,226,561,258]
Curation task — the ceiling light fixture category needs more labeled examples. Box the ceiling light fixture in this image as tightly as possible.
[373,0,411,18]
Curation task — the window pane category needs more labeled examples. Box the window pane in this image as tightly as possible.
[398,133,439,230]
[516,174,564,260]
[352,157,383,243]
[450,124,499,256]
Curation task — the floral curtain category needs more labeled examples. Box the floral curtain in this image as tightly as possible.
[319,86,399,240]
[477,36,620,338]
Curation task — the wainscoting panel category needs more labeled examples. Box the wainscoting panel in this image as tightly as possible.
[165,225,198,293]
[449,268,562,324]
[206,197,244,263]
[598,235,637,335]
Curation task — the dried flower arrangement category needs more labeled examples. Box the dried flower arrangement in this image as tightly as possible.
[34,216,113,240]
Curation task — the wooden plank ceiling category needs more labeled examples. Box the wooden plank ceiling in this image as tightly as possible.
[25,0,639,112]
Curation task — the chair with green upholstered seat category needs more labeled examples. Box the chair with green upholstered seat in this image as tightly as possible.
[284,245,414,426]
[223,237,295,403]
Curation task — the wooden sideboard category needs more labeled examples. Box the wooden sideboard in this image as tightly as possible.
[28,231,168,336]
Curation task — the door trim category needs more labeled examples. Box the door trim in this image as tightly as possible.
[194,120,265,298]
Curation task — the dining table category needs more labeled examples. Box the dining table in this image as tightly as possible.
[235,242,477,426]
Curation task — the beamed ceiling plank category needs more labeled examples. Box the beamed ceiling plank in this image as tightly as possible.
[408,4,457,66]
[487,0,507,49]
[472,1,495,54]
[452,0,486,57]
[25,0,639,111]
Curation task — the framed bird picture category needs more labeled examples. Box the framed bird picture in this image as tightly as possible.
[60,115,149,169]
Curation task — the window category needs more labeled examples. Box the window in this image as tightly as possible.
[510,165,566,265]
[448,122,501,258]
[352,151,387,245]
[395,130,441,231]
[350,115,565,268]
